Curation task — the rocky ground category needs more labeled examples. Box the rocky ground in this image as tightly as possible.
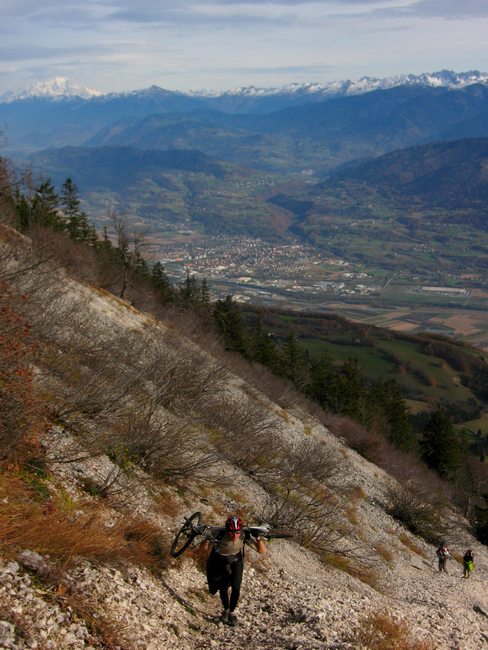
[1,416,488,650]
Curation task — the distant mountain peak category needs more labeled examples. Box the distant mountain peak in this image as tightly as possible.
[214,70,488,98]
[2,69,488,106]
[0,77,103,103]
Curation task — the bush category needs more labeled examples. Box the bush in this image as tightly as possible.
[0,281,46,463]
[205,395,281,480]
[385,483,450,545]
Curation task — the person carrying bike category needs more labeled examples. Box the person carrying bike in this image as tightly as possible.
[201,515,266,626]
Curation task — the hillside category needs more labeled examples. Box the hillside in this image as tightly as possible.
[28,146,292,238]
[268,137,488,284]
[1,181,488,648]
[326,138,488,219]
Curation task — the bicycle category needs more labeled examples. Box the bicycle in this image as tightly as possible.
[170,511,293,558]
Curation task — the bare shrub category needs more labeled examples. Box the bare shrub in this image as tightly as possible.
[283,437,342,486]
[0,281,46,463]
[257,485,352,559]
[323,413,385,463]
[142,336,228,416]
[204,395,281,479]
[102,402,219,484]
[385,483,451,545]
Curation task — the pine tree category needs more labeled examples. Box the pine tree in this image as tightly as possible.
[61,177,81,239]
[151,261,172,300]
[370,380,416,452]
[31,179,63,229]
[252,320,281,373]
[213,296,248,355]
[421,410,463,480]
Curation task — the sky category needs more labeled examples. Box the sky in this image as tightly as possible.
[1,0,488,95]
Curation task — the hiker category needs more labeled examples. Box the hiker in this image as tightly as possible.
[463,549,474,578]
[201,515,266,626]
[436,542,450,573]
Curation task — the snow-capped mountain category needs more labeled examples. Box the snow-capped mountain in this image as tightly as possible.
[212,70,488,98]
[2,70,487,105]
[0,77,103,103]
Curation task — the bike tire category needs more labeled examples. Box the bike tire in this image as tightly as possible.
[170,511,202,558]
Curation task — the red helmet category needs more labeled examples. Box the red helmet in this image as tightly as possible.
[225,515,243,533]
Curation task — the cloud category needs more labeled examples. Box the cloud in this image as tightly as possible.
[406,0,488,18]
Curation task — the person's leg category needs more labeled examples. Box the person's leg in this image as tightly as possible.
[219,585,230,611]
[206,551,221,595]
[228,559,244,624]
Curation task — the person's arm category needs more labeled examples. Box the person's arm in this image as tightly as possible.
[247,535,266,554]
[255,537,266,554]
[200,537,215,558]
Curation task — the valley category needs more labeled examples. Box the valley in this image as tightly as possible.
[5,77,488,352]
[152,230,488,351]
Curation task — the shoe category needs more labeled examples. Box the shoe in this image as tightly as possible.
[221,610,230,624]
[228,612,238,626]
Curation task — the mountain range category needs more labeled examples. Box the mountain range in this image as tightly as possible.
[2,70,488,104]
[0,75,486,173]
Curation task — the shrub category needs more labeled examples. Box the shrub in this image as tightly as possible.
[385,483,450,545]
[0,281,46,463]
[205,395,281,480]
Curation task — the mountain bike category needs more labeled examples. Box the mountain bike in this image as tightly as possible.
[170,511,293,558]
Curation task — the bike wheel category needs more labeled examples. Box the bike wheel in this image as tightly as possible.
[170,511,202,558]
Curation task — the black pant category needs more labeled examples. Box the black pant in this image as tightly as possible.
[206,550,244,611]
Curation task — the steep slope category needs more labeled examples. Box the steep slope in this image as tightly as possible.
[1,224,488,649]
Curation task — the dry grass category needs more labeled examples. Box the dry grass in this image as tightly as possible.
[398,533,429,559]
[374,541,394,563]
[0,473,168,572]
[325,554,382,592]
[348,610,436,649]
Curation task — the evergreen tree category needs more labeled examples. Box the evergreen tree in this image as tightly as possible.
[306,351,340,412]
[61,177,81,239]
[31,179,63,229]
[15,194,31,231]
[180,269,198,303]
[282,333,307,388]
[370,380,416,452]
[421,410,463,480]
[213,296,248,356]
[200,277,211,308]
[151,261,172,301]
[252,320,281,373]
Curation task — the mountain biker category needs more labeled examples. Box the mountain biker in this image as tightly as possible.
[436,542,450,573]
[201,515,266,626]
[463,549,474,578]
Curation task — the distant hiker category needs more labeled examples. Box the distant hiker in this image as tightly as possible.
[202,515,266,626]
[463,549,474,578]
[436,543,450,573]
